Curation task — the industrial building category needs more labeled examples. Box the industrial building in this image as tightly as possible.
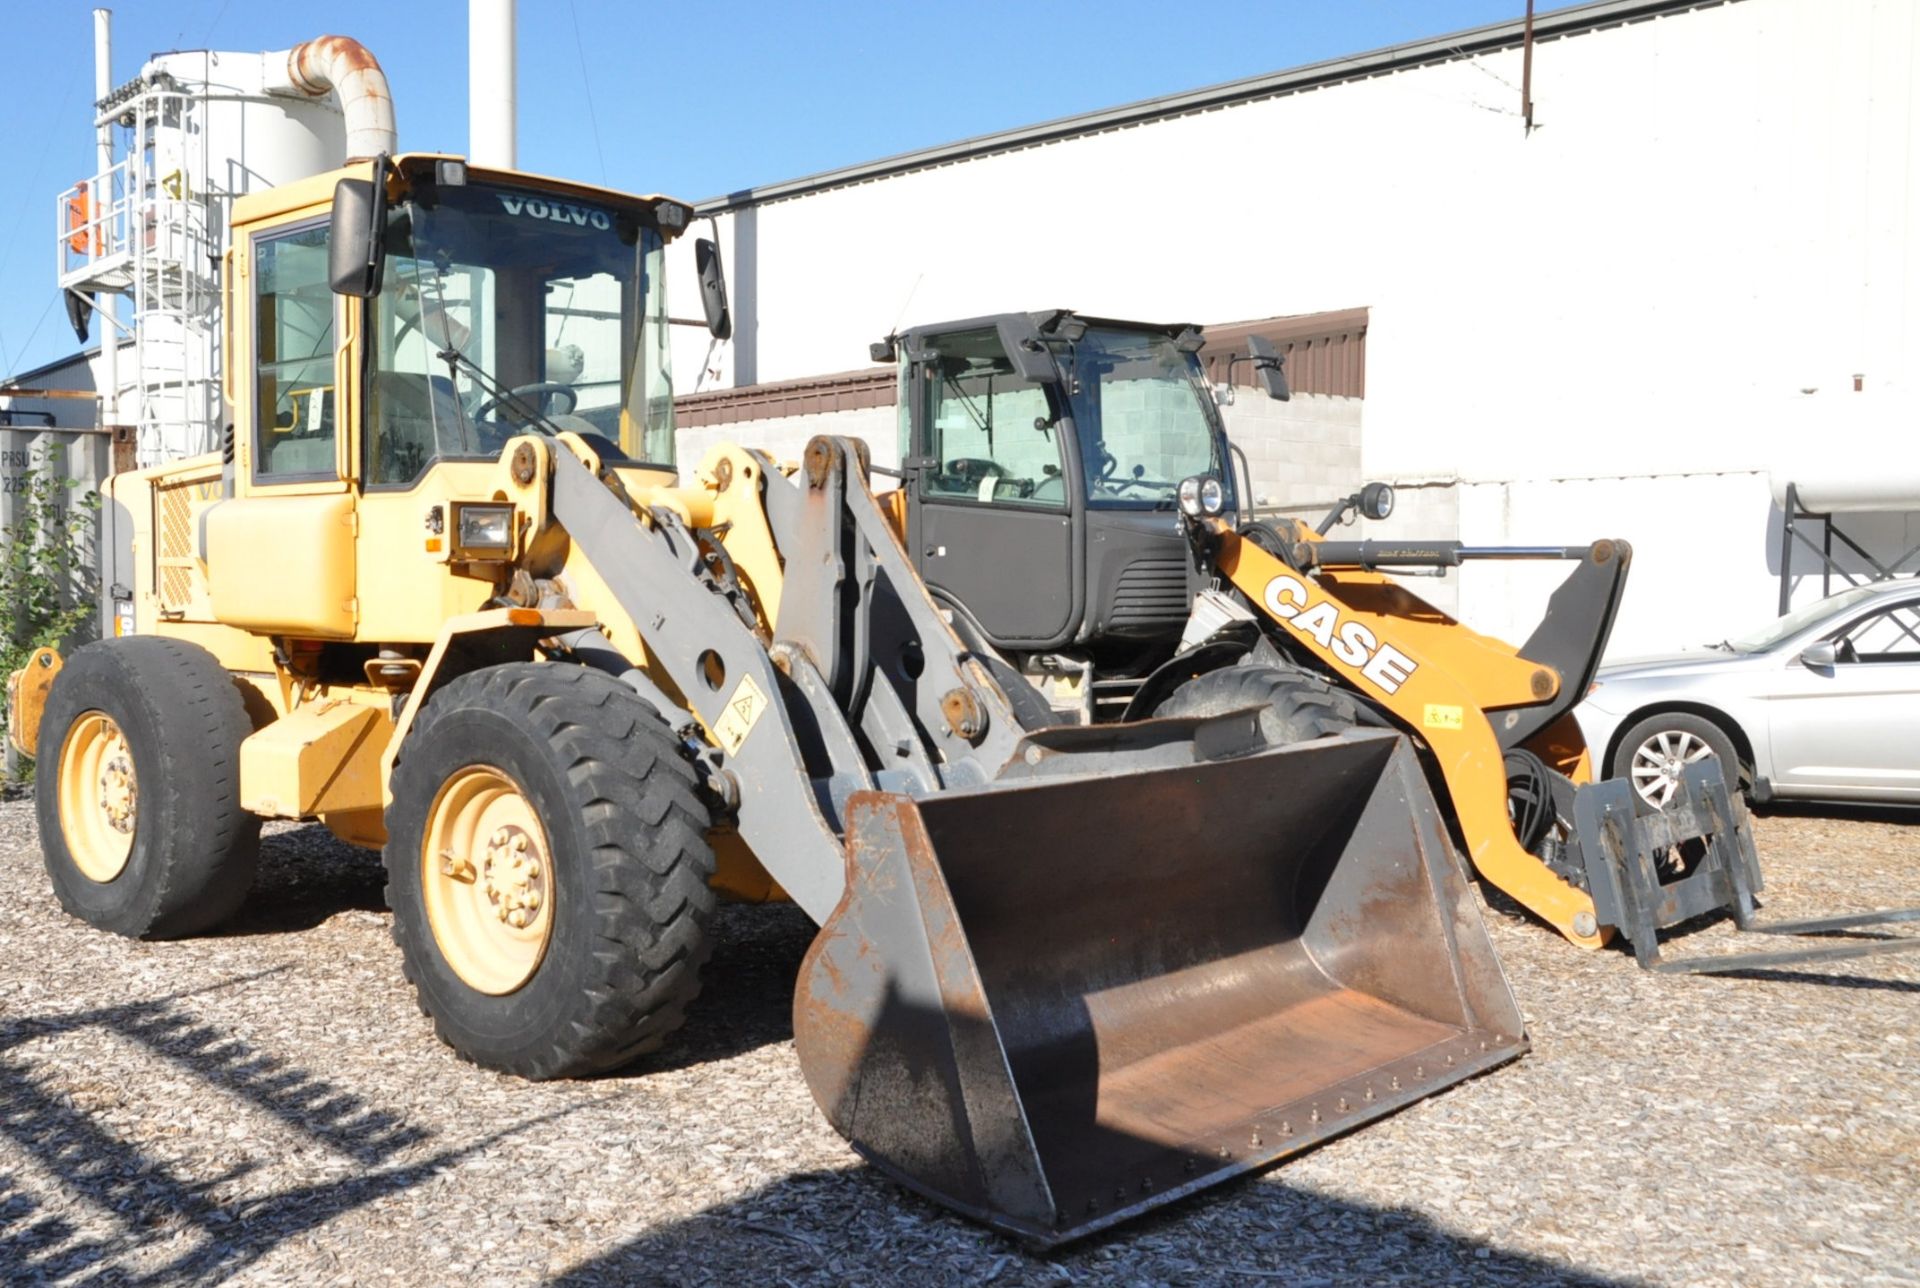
[663,0,1920,654]
[5,0,1915,657]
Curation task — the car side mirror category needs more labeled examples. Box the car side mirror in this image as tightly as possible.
[328,159,388,298]
[1799,640,1838,669]
[695,238,732,340]
[1249,335,1290,402]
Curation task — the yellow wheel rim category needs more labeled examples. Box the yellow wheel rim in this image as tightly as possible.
[421,765,556,995]
[57,711,137,882]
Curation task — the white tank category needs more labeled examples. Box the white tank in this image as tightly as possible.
[118,53,351,462]
[1767,393,1920,514]
[140,51,347,208]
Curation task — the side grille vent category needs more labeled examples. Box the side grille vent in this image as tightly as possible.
[155,481,196,610]
[1110,557,1189,626]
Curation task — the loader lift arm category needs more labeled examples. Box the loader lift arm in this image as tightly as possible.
[544,433,1530,1243]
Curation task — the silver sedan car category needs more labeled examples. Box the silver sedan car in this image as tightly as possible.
[1574,580,1920,808]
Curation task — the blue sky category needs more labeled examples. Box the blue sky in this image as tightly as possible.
[1,0,1558,381]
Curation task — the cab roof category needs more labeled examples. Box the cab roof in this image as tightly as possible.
[230,153,696,240]
[895,310,1201,344]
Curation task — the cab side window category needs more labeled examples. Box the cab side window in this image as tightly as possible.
[253,223,338,479]
[921,329,1065,508]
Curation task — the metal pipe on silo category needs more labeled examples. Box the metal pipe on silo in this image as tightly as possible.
[92,8,118,428]
[469,0,517,168]
[265,36,399,160]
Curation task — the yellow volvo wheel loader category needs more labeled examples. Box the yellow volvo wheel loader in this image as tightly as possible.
[875,311,1919,974]
[6,156,1527,1246]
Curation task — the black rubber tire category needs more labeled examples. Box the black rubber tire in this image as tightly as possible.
[383,663,717,1079]
[1609,710,1745,810]
[34,637,261,938]
[1156,663,1362,744]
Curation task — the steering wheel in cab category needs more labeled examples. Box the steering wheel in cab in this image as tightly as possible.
[1095,450,1165,497]
[472,383,581,452]
[474,382,580,423]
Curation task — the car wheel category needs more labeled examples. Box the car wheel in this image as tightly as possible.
[1610,712,1743,811]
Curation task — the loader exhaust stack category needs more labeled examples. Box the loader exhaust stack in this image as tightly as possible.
[795,730,1526,1245]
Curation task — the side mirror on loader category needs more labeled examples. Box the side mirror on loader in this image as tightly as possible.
[695,237,732,340]
[1248,335,1290,402]
[328,158,389,299]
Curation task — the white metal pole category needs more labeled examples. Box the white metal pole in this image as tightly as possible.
[93,7,119,426]
[469,0,517,169]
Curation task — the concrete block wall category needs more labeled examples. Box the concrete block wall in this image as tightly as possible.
[1223,393,1364,511]
[674,403,900,485]
[1093,378,1215,481]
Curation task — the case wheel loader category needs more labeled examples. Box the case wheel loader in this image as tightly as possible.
[875,309,1919,975]
[7,155,1528,1245]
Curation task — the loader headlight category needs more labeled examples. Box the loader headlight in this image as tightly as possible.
[1178,476,1203,517]
[1178,475,1226,518]
[455,503,515,553]
[1359,481,1395,521]
[1199,476,1225,515]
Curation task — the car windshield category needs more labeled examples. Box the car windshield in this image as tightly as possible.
[365,181,673,486]
[1062,327,1224,508]
[1725,584,1889,652]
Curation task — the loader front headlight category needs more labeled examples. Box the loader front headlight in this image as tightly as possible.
[1359,481,1395,521]
[1178,476,1204,517]
[1178,475,1226,518]
[455,503,515,555]
[1199,476,1225,515]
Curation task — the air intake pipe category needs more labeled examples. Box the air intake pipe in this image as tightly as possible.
[264,36,397,161]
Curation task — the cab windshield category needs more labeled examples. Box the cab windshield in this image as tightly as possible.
[365,181,673,486]
[1064,327,1225,508]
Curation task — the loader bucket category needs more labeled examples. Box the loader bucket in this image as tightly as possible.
[793,729,1525,1246]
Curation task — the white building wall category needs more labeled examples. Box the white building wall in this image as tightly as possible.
[672,0,1920,656]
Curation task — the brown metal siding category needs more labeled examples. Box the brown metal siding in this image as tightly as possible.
[1197,308,1368,400]
[673,307,1367,428]
[675,368,896,429]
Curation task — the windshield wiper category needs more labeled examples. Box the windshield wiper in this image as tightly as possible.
[435,345,573,442]
[1705,639,1737,651]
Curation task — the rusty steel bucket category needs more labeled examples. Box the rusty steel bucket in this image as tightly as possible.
[793,729,1526,1246]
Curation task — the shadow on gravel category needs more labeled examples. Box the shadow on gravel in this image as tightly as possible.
[1707,967,1920,993]
[221,823,388,936]
[547,1167,1640,1287]
[0,974,576,1284]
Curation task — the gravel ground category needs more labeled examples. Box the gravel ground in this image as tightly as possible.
[0,791,1914,1287]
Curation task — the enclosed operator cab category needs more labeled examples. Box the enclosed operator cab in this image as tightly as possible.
[112,154,694,652]
[94,154,710,845]
[882,311,1262,718]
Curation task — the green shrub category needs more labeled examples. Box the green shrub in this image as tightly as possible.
[1,448,99,777]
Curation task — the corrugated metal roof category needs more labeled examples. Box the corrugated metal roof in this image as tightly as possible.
[695,0,1727,215]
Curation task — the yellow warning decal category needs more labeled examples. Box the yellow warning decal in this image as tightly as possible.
[1423,703,1465,731]
[713,673,769,756]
